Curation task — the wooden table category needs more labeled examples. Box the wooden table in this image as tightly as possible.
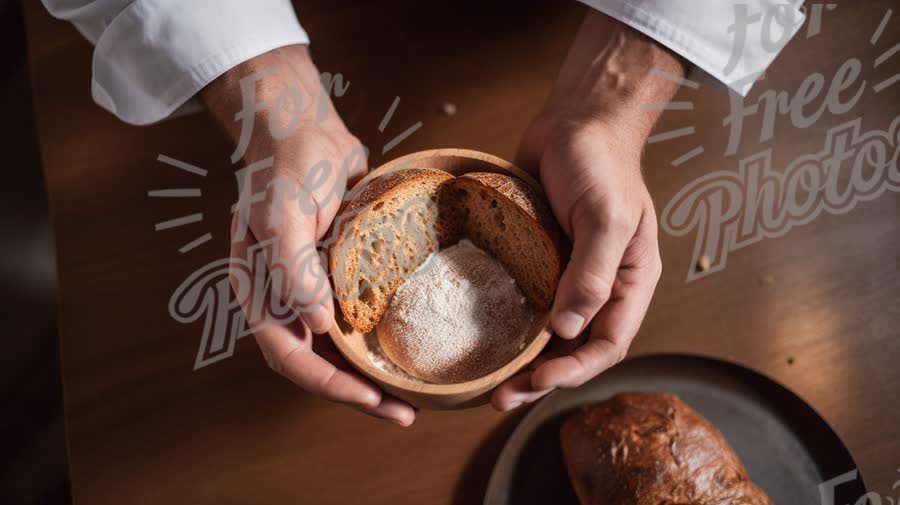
[25,0,899,503]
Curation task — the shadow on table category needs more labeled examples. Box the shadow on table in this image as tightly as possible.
[0,1,71,504]
[451,405,579,505]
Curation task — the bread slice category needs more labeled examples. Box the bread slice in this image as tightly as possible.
[453,172,567,311]
[560,393,773,505]
[329,168,566,334]
[330,168,461,334]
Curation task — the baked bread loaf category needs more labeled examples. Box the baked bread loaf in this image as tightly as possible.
[329,168,566,334]
[560,393,773,505]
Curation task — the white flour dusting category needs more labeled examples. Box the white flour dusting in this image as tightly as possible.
[376,239,533,383]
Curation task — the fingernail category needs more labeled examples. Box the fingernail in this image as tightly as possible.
[390,417,411,427]
[506,401,523,411]
[554,311,585,339]
[370,412,410,427]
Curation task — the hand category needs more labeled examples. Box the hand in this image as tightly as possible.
[492,11,687,410]
[203,45,415,426]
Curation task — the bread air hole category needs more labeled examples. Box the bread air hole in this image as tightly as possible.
[494,211,506,231]
[360,286,377,307]
[373,201,384,211]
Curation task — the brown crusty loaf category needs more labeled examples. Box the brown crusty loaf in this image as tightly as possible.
[329,168,566,334]
[560,393,773,505]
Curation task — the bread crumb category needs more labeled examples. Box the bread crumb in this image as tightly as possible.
[697,255,711,272]
[441,101,457,116]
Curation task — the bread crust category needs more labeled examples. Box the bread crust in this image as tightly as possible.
[339,168,453,218]
[455,172,569,278]
[560,393,773,505]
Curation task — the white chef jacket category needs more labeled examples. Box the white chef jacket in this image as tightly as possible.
[41,0,805,126]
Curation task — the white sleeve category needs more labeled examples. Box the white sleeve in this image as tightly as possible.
[41,0,310,125]
[577,0,806,96]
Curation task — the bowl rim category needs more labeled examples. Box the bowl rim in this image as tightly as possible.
[326,148,555,396]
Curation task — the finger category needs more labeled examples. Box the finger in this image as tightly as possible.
[491,370,554,411]
[535,284,650,391]
[531,337,622,390]
[594,210,661,344]
[490,336,583,411]
[230,218,382,408]
[356,394,417,427]
[534,211,661,390]
[314,342,416,426]
[551,200,633,339]
[276,341,381,407]
[272,144,351,235]
[244,195,336,334]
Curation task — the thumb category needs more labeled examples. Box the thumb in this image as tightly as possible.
[277,204,335,335]
[244,186,336,335]
[551,204,632,339]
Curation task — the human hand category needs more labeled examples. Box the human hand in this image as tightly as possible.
[492,11,687,410]
[202,45,415,426]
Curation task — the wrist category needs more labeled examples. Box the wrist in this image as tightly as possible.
[526,110,646,170]
[539,11,688,145]
[201,45,350,158]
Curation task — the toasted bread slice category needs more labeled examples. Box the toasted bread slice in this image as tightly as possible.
[330,168,460,334]
[453,172,567,311]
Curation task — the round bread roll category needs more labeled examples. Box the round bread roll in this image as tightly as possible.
[376,240,533,384]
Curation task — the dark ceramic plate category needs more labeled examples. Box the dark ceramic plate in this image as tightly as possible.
[484,354,866,504]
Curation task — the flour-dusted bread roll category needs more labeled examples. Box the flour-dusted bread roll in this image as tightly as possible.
[560,393,773,505]
[376,240,533,384]
[330,168,567,335]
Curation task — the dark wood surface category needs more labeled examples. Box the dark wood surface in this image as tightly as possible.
[24,0,899,503]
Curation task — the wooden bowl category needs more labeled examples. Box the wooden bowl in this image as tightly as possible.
[327,148,554,410]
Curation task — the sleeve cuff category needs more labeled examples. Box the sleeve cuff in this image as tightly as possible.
[577,0,805,96]
[90,0,309,125]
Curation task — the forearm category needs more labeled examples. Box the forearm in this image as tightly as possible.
[200,45,350,164]
[541,11,689,145]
